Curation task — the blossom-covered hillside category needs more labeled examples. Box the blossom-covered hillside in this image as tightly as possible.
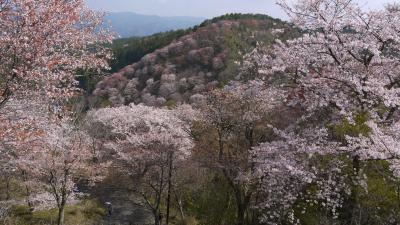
[92,14,297,107]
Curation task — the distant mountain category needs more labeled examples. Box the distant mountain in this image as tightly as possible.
[104,12,205,38]
[91,14,299,108]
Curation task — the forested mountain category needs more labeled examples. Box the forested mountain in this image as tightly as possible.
[92,14,298,108]
[104,12,204,38]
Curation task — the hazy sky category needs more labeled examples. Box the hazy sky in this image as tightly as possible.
[85,0,396,19]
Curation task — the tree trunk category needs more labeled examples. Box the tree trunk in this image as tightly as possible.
[166,152,173,225]
[233,184,253,225]
[5,176,11,200]
[56,191,68,225]
[25,185,33,210]
[234,187,246,225]
[237,203,246,225]
[57,204,65,225]
[153,210,161,225]
[341,156,361,224]
[21,171,33,210]
[350,156,361,224]
[175,192,185,221]
[250,191,261,225]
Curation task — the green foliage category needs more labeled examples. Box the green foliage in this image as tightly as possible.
[353,161,400,224]
[217,80,229,89]
[331,112,371,143]
[175,217,199,225]
[2,199,106,225]
[65,200,106,225]
[198,13,284,27]
[183,174,237,225]
[294,197,328,225]
[4,205,56,225]
[99,99,112,108]
[0,178,26,201]
[165,100,177,109]
[75,69,104,94]
[216,32,249,83]
[292,155,400,225]
[224,32,248,59]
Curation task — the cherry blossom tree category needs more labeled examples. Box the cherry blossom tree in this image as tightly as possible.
[0,99,49,210]
[34,120,94,225]
[0,97,97,225]
[0,0,113,108]
[193,80,285,225]
[86,104,194,225]
[252,0,400,223]
[0,1,112,221]
[252,126,346,224]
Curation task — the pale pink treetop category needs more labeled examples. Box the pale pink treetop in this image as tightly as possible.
[267,0,400,116]
[0,0,113,107]
[87,104,194,169]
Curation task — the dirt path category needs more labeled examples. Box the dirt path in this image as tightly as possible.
[85,172,154,225]
[99,187,153,225]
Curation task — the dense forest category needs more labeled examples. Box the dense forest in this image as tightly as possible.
[2,1,400,225]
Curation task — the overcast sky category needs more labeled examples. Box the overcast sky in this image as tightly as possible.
[85,0,396,19]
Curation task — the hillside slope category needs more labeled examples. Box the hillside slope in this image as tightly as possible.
[110,29,193,72]
[93,14,297,107]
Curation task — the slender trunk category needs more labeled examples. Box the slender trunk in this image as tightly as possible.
[141,194,161,225]
[166,152,173,225]
[25,185,33,209]
[237,203,246,225]
[175,192,185,221]
[233,184,253,225]
[146,165,165,225]
[154,210,161,225]
[56,191,68,225]
[398,183,400,209]
[57,204,65,225]
[234,186,246,225]
[21,170,33,210]
[5,176,11,200]
[341,156,360,224]
[350,156,360,225]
